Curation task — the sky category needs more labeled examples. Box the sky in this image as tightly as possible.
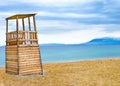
[0,0,120,45]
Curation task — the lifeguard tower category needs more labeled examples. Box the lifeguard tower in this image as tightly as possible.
[5,13,43,75]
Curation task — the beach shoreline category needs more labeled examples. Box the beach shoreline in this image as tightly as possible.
[0,58,120,86]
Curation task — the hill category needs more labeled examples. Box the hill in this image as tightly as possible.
[40,37,120,46]
[83,37,120,45]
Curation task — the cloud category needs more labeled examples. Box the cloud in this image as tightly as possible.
[0,0,120,45]
[39,28,120,44]
[38,11,106,19]
[37,19,120,34]
[0,0,96,6]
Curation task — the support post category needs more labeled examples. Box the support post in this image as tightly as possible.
[5,19,8,73]
[16,16,19,43]
[28,17,31,31]
[16,16,19,75]
[6,19,8,46]
[6,20,8,33]
[22,18,25,31]
[33,15,38,44]
[22,18,26,44]
[33,15,36,31]
[28,17,32,44]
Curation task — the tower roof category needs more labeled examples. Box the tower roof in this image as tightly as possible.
[6,13,36,20]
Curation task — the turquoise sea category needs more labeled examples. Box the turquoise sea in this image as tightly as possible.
[0,45,120,66]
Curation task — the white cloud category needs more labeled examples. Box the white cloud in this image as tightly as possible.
[37,19,120,34]
[0,0,98,6]
[0,0,120,45]
[38,28,120,44]
[38,11,106,18]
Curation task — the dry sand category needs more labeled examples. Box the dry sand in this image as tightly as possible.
[0,58,120,86]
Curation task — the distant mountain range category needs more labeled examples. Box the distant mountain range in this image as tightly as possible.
[0,37,120,47]
[82,37,120,45]
[41,37,120,46]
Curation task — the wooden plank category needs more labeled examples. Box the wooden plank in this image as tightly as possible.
[6,52,17,54]
[18,47,39,49]
[7,47,17,49]
[19,69,41,75]
[6,68,18,73]
[18,49,39,51]
[19,66,40,70]
[7,64,18,68]
[18,51,40,55]
[18,49,39,52]
[6,47,17,50]
[19,60,40,64]
[20,69,41,73]
[6,55,17,59]
[6,61,17,65]
[19,59,40,62]
[6,54,17,56]
[18,56,40,59]
[18,52,40,55]
[19,65,40,68]
[18,44,39,47]
[20,63,41,66]
[6,70,18,75]
[19,56,40,59]
[6,58,17,62]
[18,53,40,55]
[6,51,17,52]
[19,58,39,61]
[19,63,40,66]
[6,49,17,51]
[19,49,39,53]
[6,67,17,72]
[7,39,17,42]
[19,63,41,66]
[6,65,18,68]
[6,46,17,48]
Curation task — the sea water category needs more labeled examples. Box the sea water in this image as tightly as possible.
[0,45,120,66]
[40,45,120,63]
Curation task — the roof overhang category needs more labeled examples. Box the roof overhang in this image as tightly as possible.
[6,13,36,20]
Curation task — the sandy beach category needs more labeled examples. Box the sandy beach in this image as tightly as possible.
[0,58,120,86]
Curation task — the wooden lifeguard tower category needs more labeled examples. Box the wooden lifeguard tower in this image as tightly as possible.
[5,13,43,75]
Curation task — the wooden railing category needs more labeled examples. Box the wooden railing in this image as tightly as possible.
[6,31,38,46]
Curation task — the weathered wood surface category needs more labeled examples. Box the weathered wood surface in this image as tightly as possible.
[6,46,42,75]
[18,46,41,74]
[6,70,18,75]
